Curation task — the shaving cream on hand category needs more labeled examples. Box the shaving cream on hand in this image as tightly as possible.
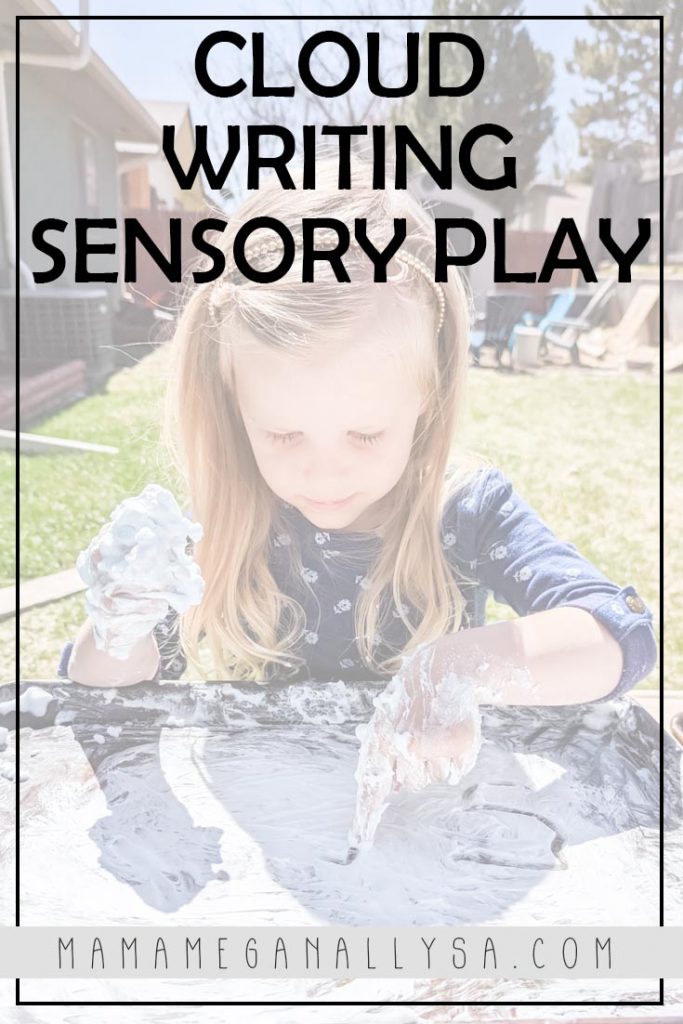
[76,484,205,660]
[348,641,487,851]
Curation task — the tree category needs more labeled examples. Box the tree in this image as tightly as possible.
[398,0,556,217]
[568,1,682,174]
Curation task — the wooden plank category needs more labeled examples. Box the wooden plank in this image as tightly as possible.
[0,568,86,619]
[0,430,118,455]
[664,342,683,372]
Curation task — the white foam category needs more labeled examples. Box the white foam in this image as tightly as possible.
[76,484,205,659]
[19,685,54,717]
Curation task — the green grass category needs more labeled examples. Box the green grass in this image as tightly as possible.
[8,347,667,689]
[13,356,184,586]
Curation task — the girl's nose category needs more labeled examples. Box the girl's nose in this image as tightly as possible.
[301,445,351,487]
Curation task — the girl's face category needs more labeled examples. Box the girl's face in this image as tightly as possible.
[231,299,430,533]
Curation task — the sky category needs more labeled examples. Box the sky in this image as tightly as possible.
[48,0,594,182]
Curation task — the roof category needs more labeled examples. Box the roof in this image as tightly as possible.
[142,100,189,131]
[4,0,160,144]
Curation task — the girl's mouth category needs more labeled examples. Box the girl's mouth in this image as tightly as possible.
[305,495,355,509]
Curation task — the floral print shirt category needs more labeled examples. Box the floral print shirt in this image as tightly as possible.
[58,467,657,704]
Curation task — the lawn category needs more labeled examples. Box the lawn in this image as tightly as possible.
[6,345,668,688]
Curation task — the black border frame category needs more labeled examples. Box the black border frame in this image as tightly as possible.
[13,12,667,1011]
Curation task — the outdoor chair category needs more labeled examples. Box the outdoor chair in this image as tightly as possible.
[506,287,577,354]
[575,283,659,361]
[540,278,618,365]
[469,291,533,367]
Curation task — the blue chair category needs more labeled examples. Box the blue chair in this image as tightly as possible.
[506,288,577,353]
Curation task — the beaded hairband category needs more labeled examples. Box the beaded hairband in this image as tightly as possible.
[209,227,446,336]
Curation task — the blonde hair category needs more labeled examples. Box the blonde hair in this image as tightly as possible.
[163,156,486,682]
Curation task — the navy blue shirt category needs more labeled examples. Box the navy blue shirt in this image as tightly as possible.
[58,466,657,703]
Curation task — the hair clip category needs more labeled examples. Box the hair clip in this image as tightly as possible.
[211,229,447,336]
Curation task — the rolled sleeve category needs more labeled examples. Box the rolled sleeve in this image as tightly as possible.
[557,585,657,702]
[153,608,187,681]
[56,640,74,679]
[461,466,658,701]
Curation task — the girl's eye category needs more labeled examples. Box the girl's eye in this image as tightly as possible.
[267,432,300,444]
[266,431,383,446]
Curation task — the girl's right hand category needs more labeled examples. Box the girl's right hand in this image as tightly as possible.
[67,616,162,688]
[75,485,204,662]
[79,544,173,661]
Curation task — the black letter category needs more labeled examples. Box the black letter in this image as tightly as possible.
[302,218,350,282]
[121,937,137,969]
[253,33,295,96]
[563,937,578,969]
[596,936,612,969]
[421,937,436,970]
[538,218,596,283]
[32,218,67,283]
[368,31,419,96]
[532,938,545,969]
[321,126,367,188]
[493,218,536,283]
[124,218,182,283]
[335,937,350,970]
[355,217,406,281]
[192,219,227,282]
[483,937,497,970]
[195,31,247,97]
[460,125,516,191]
[247,126,296,189]
[163,124,240,191]
[395,125,452,190]
[430,33,484,96]
[186,936,201,969]
[91,936,104,970]
[75,218,118,283]
[299,32,360,97]
[234,217,294,283]
[599,218,651,281]
[305,936,320,969]
[154,938,168,970]
[274,936,288,969]
[58,936,74,970]
[435,218,487,282]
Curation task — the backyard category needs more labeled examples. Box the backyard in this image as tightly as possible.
[5,347,669,689]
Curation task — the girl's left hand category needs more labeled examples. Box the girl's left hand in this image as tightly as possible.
[351,638,485,845]
[378,639,483,790]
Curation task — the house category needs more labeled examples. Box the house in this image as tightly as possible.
[510,181,592,235]
[0,0,160,425]
[117,100,216,311]
[119,100,213,213]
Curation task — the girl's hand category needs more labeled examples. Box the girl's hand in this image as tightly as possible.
[76,487,204,661]
[78,542,174,663]
[374,639,483,790]
[349,638,485,848]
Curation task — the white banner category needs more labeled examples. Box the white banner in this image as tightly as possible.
[0,927,681,980]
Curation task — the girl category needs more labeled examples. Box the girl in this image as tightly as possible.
[63,156,657,785]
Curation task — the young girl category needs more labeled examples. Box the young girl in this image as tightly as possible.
[63,156,657,788]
